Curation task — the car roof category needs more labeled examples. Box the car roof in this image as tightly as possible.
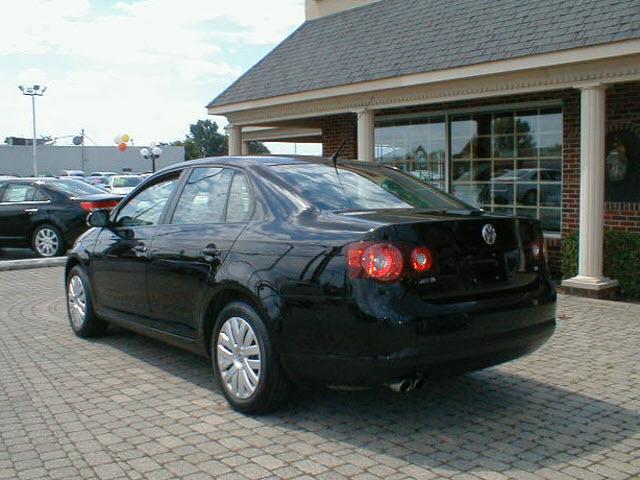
[0,177,85,183]
[155,155,377,174]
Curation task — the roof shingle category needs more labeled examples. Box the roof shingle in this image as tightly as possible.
[209,0,640,108]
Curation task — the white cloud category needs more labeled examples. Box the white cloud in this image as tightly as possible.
[1,0,304,146]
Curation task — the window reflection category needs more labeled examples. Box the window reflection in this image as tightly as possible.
[375,106,563,232]
[375,117,446,189]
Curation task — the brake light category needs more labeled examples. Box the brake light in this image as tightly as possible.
[531,238,546,262]
[410,247,433,272]
[347,242,403,281]
[80,200,119,212]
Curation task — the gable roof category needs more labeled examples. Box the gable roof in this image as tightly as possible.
[209,0,640,108]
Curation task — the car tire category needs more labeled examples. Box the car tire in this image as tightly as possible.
[212,301,289,414]
[66,265,107,338]
[32,224,65,257]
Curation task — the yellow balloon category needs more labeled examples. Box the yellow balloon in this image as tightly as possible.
[121,134,130,143]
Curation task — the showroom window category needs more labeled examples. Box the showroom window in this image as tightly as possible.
[375,106,562,232]
[374,116,446,190]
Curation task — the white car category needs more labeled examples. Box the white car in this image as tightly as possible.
[105,175,144,196]
[90,171,118,178]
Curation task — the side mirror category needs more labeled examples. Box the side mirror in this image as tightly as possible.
[87,209,111,228]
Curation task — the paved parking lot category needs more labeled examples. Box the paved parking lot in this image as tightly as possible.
[0,266,639,480]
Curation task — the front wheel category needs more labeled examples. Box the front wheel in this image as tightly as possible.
[212,302,290,414]
[32,224,65,257]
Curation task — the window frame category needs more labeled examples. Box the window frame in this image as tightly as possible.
[166,165,256,226]
[110,170,185,228]
[0,181,51,205]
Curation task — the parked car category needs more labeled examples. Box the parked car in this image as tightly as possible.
[85,176,109,189]
[105,174,144,195]
[492,168,562,206]
[0,178,121,257]
[65,157,556,413]
[58,170,86,178]
[90,171,118,178]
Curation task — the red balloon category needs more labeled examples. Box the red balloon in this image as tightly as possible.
[118,142,128,152]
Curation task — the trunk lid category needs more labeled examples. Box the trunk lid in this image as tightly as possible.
[341,209,544,301]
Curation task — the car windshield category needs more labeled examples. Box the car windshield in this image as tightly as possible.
[112,176,143,188]
[270,163,468,211]
[48,180,106,196]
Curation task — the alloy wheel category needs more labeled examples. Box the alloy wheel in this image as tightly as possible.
[216,316,262,399]
[35,228,60,257]
[67,275,86,329]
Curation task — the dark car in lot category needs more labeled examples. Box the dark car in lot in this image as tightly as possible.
[0,178,121,257]
[65,157,556,413]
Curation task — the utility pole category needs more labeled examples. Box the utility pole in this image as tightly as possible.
[81,129,86,173]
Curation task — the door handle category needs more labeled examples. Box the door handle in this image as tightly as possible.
[202,244,221,258]
[24,208,38,213]
[133,244,148,253]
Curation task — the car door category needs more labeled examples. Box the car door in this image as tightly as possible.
[0,182,43,247]
[147,167,252,338]
[91,172,182,318]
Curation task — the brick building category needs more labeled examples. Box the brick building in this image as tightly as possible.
[208,0,640,296]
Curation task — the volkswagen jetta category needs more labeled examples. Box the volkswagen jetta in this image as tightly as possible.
[65,157,556,413]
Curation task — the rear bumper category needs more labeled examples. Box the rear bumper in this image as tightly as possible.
[281,297,556,385]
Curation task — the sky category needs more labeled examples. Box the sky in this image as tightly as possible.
[0,0,321,154]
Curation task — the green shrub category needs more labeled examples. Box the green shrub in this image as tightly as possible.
[562,230,640,300]
[562,232,579,280]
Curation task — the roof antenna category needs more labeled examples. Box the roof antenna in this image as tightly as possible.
[330,138,348,167]
[328,94,376,167]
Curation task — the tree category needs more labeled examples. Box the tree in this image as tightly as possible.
[248,141,270,155]
[174,119,270,160]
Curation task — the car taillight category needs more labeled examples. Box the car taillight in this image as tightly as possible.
[410,247,433,272]
[347,242,404,281]
[531,237,546,262]
[80,200,119,212]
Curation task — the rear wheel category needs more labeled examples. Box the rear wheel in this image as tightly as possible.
[66,265,107,338]
[212,302,289,414]
[32,224,65,257]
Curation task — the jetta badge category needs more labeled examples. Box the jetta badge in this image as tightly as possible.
[482,224,497,245]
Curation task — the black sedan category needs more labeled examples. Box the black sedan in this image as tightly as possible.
[0,178,120,257]
[65,157,556,413]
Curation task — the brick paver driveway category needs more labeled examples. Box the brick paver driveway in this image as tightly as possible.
[1,267,639,480]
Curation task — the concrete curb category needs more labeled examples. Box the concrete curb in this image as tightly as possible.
[0,257,67,271]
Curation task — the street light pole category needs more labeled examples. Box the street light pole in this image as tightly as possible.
[31,95,36,175]
[19,84,46,177]
[140,143,163,173]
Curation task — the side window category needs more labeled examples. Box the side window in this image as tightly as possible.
[33,187,50,202]
[115,176,179,227]
[171,168,234,225]
[1,183,35,203]
[226,173,252,222]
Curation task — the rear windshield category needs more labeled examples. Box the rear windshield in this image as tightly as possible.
[48,180,106,196]
[270,163,467,211]
[112,176,143,188]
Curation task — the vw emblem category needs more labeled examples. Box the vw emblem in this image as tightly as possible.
[482,224,497,245]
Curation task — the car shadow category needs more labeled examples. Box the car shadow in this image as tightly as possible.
[96,327,640,472]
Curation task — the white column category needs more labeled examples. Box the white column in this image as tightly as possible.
[242,141,250,156]
[357,109,375,162]
[562,84,618,291]
[227,124,242,156]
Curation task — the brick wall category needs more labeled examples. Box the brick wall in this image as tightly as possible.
[321,114,358,159]
[319,81,640,276]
